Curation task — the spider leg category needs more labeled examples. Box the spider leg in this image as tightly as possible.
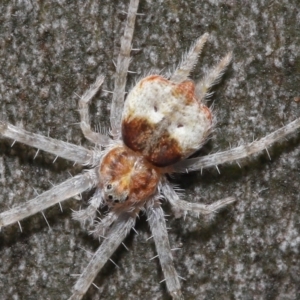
[69,214,136,300]
[0,121,95,165]
[79,75,112,146]
[147,205,183,300]
[89,212,119,239]
[162,180,235,218]
[0,168,97,229]
[170,33,209,83]
[72,188,119,239]
[72,188,103,226]
[195,51,232,101]
[110,0,139,138]
[172,117,300,172]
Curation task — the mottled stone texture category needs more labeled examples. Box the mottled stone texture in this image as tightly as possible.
[0,0,300,299]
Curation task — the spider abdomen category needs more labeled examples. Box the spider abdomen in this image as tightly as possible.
[122,75,212,167]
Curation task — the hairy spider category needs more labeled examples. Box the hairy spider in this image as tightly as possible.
[1,0,300,299]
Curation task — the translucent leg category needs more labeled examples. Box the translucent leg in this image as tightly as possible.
[68,214,135,300]
[195,52,232,100]
[72,188,103,227]
[110,0,139,137]
[89,212,119,239]
[79,75,111,146]
[173,117,300,172]
[147,205,183,300]
[170,33,209,83]
[0,121,93,165]
[162,181,235,218]
[0,168,97,229]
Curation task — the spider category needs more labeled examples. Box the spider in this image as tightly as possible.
[1,0,300,299]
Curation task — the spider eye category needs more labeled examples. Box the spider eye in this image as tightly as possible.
[108,195,113,200]
[106,184,112,190]
[114,199,120,203]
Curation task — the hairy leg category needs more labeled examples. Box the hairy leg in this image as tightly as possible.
[110,0,139,138]
[147,205,183,300]
[72,188,103,227]
[0,169,97,229]
[89,212,119,239]
[72,187,119,240]
[173,117,300,172]
[195,52,232,100]
[79,75,111,146]
[0,121,94,165]
[162,180,235,218]
[69,214,135,300]
[170,33,209,83]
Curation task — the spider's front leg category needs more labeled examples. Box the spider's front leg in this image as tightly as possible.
[0,168,97,230]
[147,204,183,300]
[69,213,136,300]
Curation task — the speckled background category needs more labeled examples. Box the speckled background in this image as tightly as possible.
[0,0,300,299]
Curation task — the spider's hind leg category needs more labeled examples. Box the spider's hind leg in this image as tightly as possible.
[110,0,140,137]
[170,33,209,83]
[79,75,111,146]
[195,52,232,101]
[172,118,300,172]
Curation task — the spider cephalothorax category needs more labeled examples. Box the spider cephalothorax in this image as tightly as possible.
[99,144,160,211]
[1,0,300,299]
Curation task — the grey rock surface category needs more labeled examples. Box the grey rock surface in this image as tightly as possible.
[0,0,300,299]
